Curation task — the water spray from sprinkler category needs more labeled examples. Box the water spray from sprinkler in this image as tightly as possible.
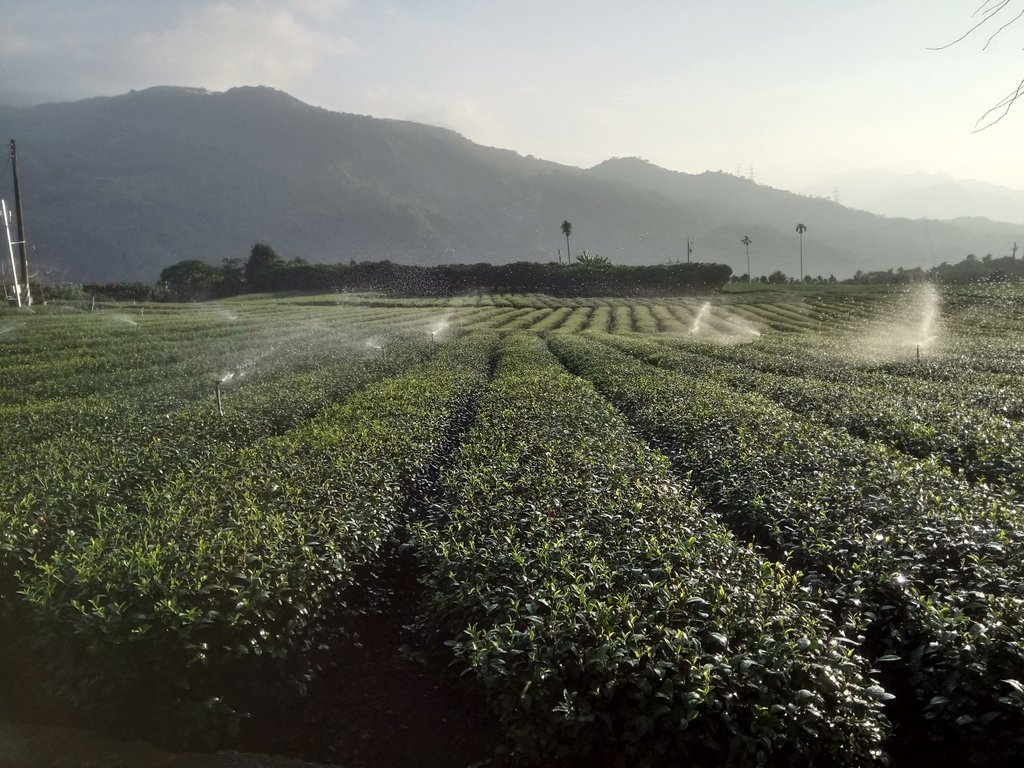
[908,286,940,359]
[690,302,712,336]
[365,339,387,363]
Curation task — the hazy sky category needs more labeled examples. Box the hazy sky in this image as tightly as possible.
[3,1,1022,191]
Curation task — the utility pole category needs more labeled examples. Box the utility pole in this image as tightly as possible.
[10,140,31,306]
[2,200,18,306]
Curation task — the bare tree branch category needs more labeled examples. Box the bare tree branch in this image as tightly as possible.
[933,2,1023,129]
[983,6,1024,49]
[974,76,1024,130]
[929,0,1012,50]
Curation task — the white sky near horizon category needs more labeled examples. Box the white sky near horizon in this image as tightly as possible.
[2,0,1022,192]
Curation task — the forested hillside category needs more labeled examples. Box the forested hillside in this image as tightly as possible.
[1,86,1019,282]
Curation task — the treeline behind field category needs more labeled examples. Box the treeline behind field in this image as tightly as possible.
[850,253,1024,285]
[61,243,1024,305]
[130,251,731,301]
[250,259,732,297]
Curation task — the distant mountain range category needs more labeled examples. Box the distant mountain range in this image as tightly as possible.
[802,169,1024,225]
[0,86,1020,283]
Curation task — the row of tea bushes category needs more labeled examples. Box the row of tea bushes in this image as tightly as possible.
[691,333,1024,421]
[0,334,436,599]
[0,331,432,456]
[5,335,495,739]
[599,334,1024,495]
[417,333,889,766]
[0,299,451,410]
[550,333,1024,765]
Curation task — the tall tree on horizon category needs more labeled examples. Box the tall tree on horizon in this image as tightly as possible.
[561,220,573,265]
[245,241,281,285]
[795,223,807,282]
[741,235,752,282]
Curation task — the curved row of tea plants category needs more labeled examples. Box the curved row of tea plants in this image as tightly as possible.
[0,309,359,405]
[689,334,1024,422]
[549,333,1024,765]
[0,331,432,456]
[0,335,437,599]
[3,335,495,739]
[599,334,1024,495]
[416,333,889,766]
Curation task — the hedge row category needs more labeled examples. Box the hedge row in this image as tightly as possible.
[417,333,889,766]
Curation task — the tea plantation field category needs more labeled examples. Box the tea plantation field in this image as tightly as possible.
[1,285,1023,767]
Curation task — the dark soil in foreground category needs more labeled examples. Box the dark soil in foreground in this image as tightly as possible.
[0,543,504,768]
[234,542,503,768]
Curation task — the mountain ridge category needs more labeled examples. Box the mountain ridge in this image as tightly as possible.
[802,169,1024,224]
[1,86,1020,283]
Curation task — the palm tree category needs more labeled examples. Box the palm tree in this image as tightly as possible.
[561,220,573,265]
[741,235,752,282]
[795,223,807,282]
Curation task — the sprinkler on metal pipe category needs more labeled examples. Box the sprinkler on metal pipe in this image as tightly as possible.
[216,372,234,417]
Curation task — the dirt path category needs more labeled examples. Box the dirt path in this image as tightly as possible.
[0,720,334,768]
